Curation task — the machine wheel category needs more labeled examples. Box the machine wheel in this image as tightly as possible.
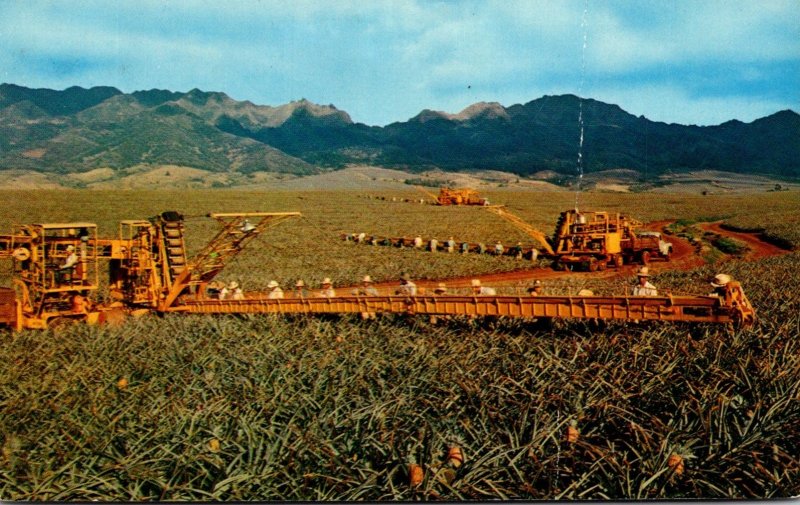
[587,260,598,272]
[598,261,607,271]
[640,251,651,265]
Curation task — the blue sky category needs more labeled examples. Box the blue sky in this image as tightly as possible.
[1,0,798,126]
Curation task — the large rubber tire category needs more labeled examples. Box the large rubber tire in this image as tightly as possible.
[640,251,651,265]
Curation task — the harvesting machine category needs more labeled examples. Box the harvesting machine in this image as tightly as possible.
[0,210,753,331]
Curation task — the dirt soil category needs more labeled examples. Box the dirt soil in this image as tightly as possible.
[698,221,789,260]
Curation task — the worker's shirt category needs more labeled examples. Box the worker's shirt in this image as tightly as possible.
[398,282,417,296]
[61,253,78,269]
[476,287,497,295]
[633,282,658,296]
[318,287,336,297]
[354,286,379,296]
[268,288,284,299]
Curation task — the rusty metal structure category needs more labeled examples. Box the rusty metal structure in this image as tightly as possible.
[0,210,753,331]
[436,187,488,206]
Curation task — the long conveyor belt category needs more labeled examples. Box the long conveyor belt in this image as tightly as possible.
[176,284,755,327]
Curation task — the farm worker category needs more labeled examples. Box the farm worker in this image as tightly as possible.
[206,280,223,299]
[632,267,658,296]
[219,284,229,300]
[414,236,423,249]
[353,275,379,319]
[357,232,366,243]
[494,242,504,256]
[229,281,244,300]
[527,280,543,296]
[429,238,438,252]
[352,275,379,296]
[708,273,731,297]
[56,245,79,284]
[318,278,336,298]
[61,245,79,269]
[396,274,417,296]
[477,243,486,254]
[460,242,470,254]
[267,280,284,299]
[514,242,524,259]
[446,237,456,253]
[429,283,449,324]
[471,279,496,296]
[294,280,308,298]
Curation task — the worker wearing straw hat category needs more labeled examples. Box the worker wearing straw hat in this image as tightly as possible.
[708,273,731,297]
[395,273,417,296]
[527,280,544,296]
[352,275,379,297]
[471,278,497,296]
[267,280,284,299]
[293,279,308,298]
[353,275,379,319]
[632,267,658,296]
[318,278,336,298]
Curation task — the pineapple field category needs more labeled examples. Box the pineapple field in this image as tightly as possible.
[0,188,799,500]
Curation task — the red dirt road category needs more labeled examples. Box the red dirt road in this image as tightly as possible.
[698,221,788,260]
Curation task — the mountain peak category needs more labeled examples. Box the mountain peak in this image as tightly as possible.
[452,102,509,121]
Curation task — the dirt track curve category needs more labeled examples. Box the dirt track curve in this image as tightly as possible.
[366,220,792,291]
[698,221,788,260]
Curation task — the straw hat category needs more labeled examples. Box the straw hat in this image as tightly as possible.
[711,273,731,288]
[267,280,279,288]
[228,281,239,289]
[533,280,542,287]
[434,283,447,293]
[322,277,332,285]
[636,266,650,277]
[295,279,305,287]
[471,279,481,287]
[578,289,594,296]
[362,275,372,283]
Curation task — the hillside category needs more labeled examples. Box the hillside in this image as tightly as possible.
[1,83,798,180]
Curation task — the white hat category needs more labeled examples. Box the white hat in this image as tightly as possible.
[322,277,332,285]
[637,267,650,277]
[434,283,447,293]
[533,280,543,287]
[578,289,594,296]
[471,279,481,287]
[362,275,372,283]
[228,281,239,289]
[711,273,731,288]
[267,280,279,288]
[66,245,75,252]
[295,279,305,287]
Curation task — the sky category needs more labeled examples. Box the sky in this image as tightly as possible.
[1,0,798,126]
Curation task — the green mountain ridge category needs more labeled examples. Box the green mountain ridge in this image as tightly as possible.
[1,83,797,179]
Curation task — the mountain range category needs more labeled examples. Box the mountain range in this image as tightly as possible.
[1,83,798,180]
